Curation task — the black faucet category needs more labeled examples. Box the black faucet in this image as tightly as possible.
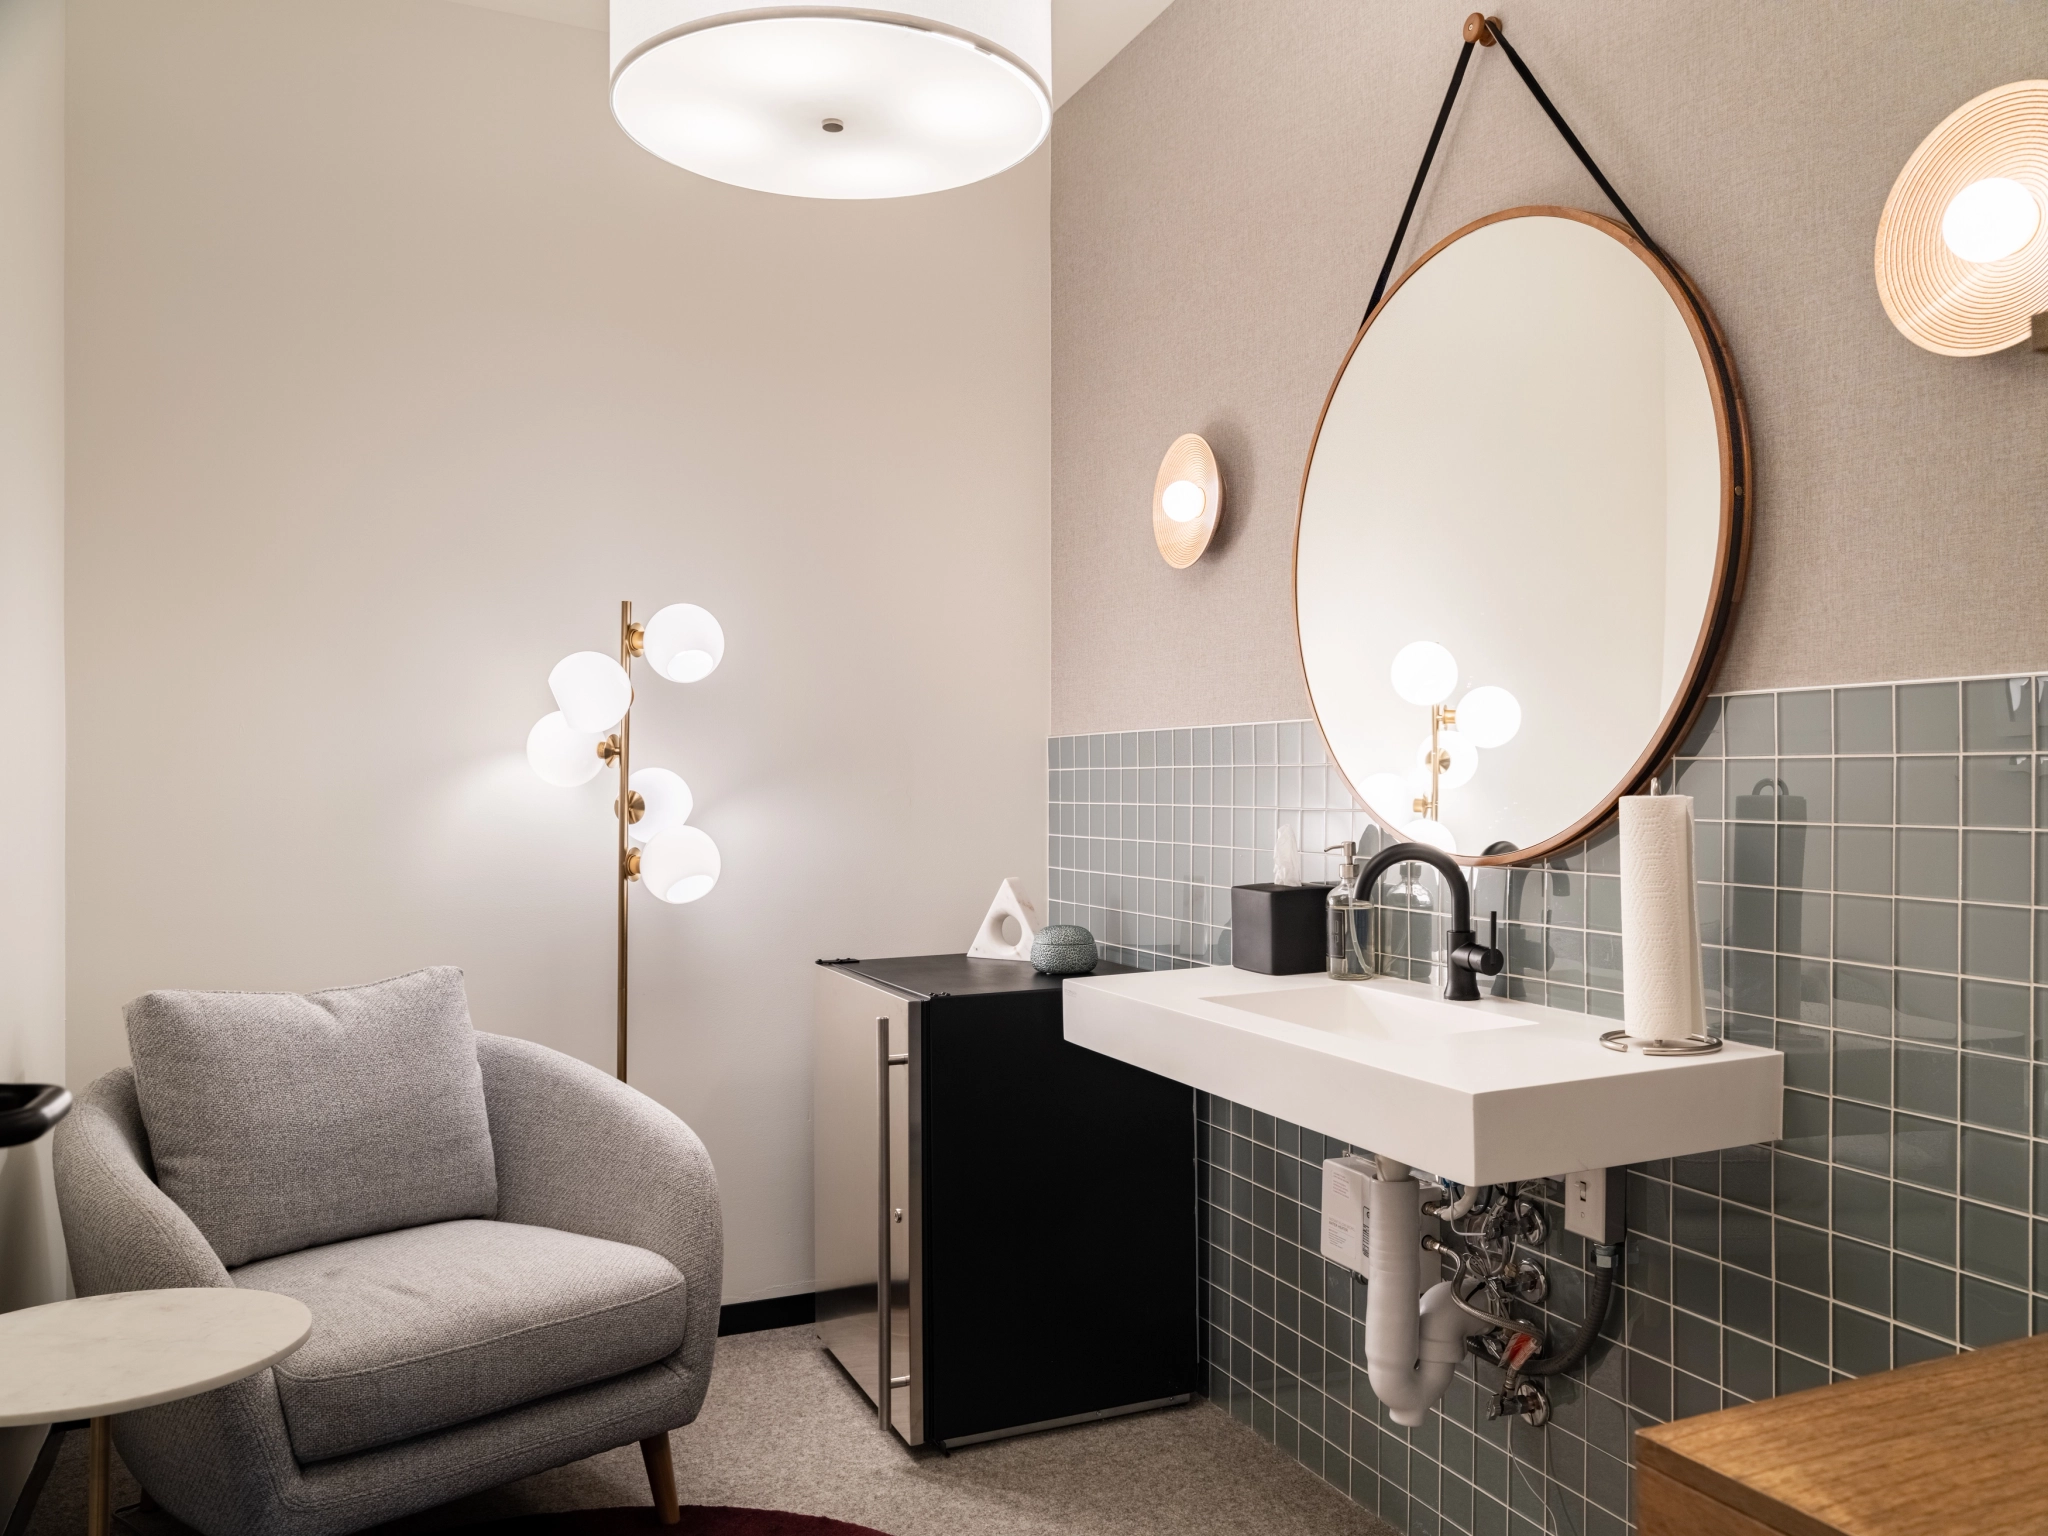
[1353,841,1505,1002]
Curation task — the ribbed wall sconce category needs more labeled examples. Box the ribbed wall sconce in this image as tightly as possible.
[1877,79,2048,356]
[526,600,724,1081]
[1152,434,1222,568]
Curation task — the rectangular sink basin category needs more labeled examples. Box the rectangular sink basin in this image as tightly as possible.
[1064,967,1782,1186]
[1209,985,1536,1043]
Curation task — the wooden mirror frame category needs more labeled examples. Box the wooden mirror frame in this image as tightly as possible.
[1294,206,1753,866]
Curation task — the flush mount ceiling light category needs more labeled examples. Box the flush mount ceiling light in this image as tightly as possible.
[1152,433,1222,568]
[1876,79,2048,356]
[610,2,1051,199]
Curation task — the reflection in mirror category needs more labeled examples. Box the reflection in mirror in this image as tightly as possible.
[1296,209,1744,860]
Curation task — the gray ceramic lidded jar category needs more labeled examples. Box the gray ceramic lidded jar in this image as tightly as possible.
[1030,924,1098,976]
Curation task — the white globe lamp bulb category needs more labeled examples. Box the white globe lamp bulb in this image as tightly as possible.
[526,713,605,787]
[1940,177,2041,263]
[1390,641,1458,706]
[643,604,726,684]
[549,651,633,733]
[1456,686,1523,749]
[1360,772,1413,825]
[628,768,694,846]
[640,825,721,904]
[1161,479,1206,524]
[1434,730,1479,789]
[1404,817,1458,855]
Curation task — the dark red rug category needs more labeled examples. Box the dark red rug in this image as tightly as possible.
[466,1509,891,1536]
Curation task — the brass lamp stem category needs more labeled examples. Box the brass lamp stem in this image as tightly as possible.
[616,599,634,1082]
[1413,703,1457,822]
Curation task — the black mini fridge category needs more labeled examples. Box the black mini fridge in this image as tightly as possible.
[812,954,1195,1448]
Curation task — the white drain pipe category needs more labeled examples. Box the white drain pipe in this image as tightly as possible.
[1366,1157,1488,1426]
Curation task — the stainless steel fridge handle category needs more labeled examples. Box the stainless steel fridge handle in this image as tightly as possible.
[876,1016,909,1432]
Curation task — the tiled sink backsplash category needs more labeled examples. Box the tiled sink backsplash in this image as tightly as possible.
[1046,676,2046,1536]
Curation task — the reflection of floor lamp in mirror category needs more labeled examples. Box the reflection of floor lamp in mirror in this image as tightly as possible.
[526,600,726,1081]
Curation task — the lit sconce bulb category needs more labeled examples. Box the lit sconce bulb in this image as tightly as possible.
[627,767,694,846]
[1414,730,1478,789]
[1360,772,1413,825]
[1456,685,1522,749]
[1403,817,1458,855]
[1160,479,1207,524]
[1390,641,1458,706]
[1940,177,2041,263]
[639,824,721,903]
[526,712,606,787]
[642,603,725,683]
[549,651,634,733]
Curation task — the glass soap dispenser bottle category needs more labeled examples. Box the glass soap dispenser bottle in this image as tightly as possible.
[1325,841,1374,980]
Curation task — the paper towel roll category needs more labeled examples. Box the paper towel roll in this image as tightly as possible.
[1620,795,1706,1043]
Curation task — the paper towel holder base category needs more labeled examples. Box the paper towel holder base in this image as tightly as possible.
[1598,1029,1721,1057]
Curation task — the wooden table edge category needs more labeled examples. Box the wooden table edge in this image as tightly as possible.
[1634,1334,2048,1536]
[1635,1435,1845,1536]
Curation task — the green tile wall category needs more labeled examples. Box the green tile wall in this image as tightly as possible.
[1047,675,2045,1536]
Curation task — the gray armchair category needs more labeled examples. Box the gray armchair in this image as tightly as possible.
[53,1032,723,1536]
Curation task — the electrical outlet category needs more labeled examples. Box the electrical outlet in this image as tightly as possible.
[1562,1167,1625,1244]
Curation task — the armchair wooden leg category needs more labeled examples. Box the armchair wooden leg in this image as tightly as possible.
[639,1433,680,1526]
[88,1418,113,1536]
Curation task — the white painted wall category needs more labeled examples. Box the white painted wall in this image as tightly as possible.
[439,0,1178,106]
[66,0,1050,1303]
[0,0,70,1515]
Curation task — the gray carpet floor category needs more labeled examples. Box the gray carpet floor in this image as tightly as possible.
[20,1325,1390,1536]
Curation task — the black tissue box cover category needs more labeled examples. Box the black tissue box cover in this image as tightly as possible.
[1231,883,1334,974]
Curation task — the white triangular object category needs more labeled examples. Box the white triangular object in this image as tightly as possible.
[966,878,1038,961]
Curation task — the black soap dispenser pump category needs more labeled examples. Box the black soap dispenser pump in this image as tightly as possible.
[1325,842,1373,980]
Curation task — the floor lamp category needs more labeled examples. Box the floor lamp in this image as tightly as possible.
[526,600,724,1081]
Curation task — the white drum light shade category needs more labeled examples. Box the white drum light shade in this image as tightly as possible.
[640,824,722,903]
[610,2,1051,200]
[550,652,634,734]
[1390,642,1459,707]
[528,713,606,787]
[628,767,694,846]
[642,603,726,683]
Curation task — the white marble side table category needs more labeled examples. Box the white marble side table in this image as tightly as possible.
[0,1289,311,1536]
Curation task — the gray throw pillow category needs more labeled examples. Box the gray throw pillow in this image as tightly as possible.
[125,966,498,1267]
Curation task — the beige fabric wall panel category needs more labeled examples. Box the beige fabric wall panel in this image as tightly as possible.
[1052,0,2048,735]
[66,0,1049,1303]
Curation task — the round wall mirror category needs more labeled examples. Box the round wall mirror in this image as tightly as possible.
[1296,207,1749,863]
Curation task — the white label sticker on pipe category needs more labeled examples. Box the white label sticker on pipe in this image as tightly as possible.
[1320,1155,1378,1275]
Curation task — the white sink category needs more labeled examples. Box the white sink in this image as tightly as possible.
[1209,984,1536,1043]
[1063,967,1782,1186]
